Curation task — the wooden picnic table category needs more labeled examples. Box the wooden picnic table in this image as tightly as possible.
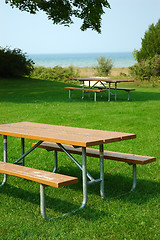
[70,77,135,101]
[0,122,136,210]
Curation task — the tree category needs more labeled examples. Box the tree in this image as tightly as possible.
[0,46,34,78]
[134,19,160,62]
[130,19,160,80]
[5,0,110,33]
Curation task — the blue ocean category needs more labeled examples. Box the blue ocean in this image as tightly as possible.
[28,52,136,68]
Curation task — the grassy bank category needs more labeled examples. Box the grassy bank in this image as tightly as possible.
[0,77,160,239]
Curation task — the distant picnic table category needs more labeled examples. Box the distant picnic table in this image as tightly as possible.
[66,77,135,101]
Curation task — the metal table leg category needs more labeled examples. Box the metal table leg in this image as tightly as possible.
[53,150,58,173]
[69,89,71,99]
[57,144,88,209]
[40,146,88,220]
[80,147,87,209]
[0,135,7,186]
[108,83,111,102]
[99,144,106,199]
[115,82,117,101]
[131,164,137,191]
[21,138,25,166]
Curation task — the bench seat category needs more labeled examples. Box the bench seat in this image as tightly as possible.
[110,87,135,92]
[64,87,106,93]
[0,161,78,188]
[64,87,106,101]
[33,142,156,165]
[32,142,156,192]
[96,86,135,100]
[0,161,78,219]
[96,86,135,92]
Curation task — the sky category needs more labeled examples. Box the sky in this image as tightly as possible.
[0,0,160,54]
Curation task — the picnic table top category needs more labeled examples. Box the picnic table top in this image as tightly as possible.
[70,77,134,83]
[0,122,136,147]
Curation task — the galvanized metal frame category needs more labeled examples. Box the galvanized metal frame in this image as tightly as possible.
[55,143,106,201]
[0,135,7,187]
[127,91,130,101]
[88,80,114,102]
[131,164,137,191]
[50,146,138,194]
[99,144,106,199]
[21,138,25,166]
[69,89,71,99]
[44,143,106,218]
[0,135,137,220]
[14,140,43,165]
[40,146,88,220]
[53,150,58,172]
[57,143,95,181]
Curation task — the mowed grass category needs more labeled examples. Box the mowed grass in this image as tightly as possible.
[0,77,160,240]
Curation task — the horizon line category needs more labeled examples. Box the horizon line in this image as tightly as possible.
[28,51,133,55]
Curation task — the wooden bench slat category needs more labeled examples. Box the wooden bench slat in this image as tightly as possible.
[96,87,135,91]
[32,142,156,165]
[110,87,135,91]
[0,161,78,188]
[64,87,106,93]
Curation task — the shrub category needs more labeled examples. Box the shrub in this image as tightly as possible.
[0,46,34,78]
[95,56,113,77]
[31,65,79,83]
[129,54,160,80]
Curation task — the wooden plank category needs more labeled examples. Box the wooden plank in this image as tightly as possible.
[110,88,135,91]
[95,87,135,91]
[70,77,134,83]
[0,161,78,188]
[64,87,106,93]
[0,122,136,147]
[33,142,156,165]
[103,151,156,165]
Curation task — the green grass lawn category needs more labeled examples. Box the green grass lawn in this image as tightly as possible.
[0,77,160,240]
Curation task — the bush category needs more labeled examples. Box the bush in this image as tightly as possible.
[129,54,160,80]
[0,46,34,78]
[95,56,113,76]
[31,65,79,83]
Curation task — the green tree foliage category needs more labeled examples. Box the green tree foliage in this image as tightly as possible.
[95,56,113,76]
[135,19,160,62]
[5,0,110,33]
[0,46,34,78]
[129,54,160,80]
[130,19,160,80]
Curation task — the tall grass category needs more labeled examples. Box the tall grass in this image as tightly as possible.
[0,77,159,239]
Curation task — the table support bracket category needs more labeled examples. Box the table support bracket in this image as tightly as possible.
[87,178,102,185]
[56,143,106,201]
[56,143,95,182]
[14,140,43,165]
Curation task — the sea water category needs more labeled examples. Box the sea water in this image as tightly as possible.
[28,52,136,68]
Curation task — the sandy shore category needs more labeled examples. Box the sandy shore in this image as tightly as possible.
[73,66,130,78]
